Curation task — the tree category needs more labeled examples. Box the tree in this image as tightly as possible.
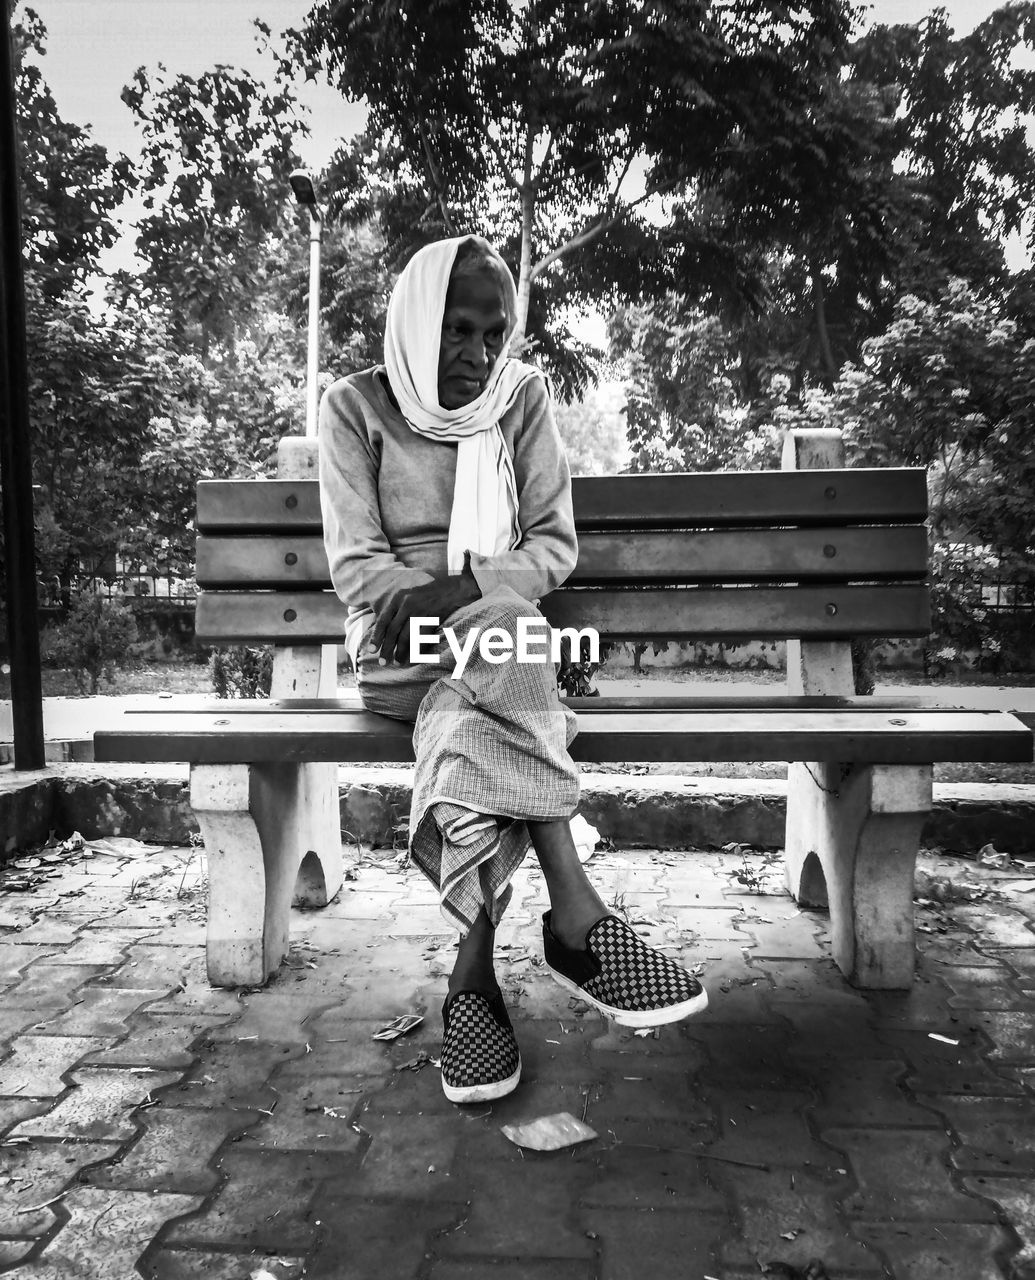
[289,0,859,356]
[120,59,307,359]
[11,3,133,299]
[775,280,1035,665]
[553,381,629,476]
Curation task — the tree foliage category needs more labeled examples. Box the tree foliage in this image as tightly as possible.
[11,4,133,298]
[288,0,859,362]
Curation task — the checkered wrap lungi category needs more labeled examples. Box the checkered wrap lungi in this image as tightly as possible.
[354,587,580,934]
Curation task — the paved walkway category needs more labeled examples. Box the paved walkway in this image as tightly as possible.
[1,839,1034,1279]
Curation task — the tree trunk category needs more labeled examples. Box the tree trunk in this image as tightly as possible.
[513,184,534,347]
[809,259,837,385]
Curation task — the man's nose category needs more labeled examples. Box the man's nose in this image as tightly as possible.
[460,332,490,371]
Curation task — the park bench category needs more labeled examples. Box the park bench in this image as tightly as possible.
[94,429,1033,993]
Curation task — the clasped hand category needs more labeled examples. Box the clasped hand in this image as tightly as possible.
[369,570,481,666]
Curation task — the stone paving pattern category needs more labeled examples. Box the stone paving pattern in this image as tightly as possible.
[0,837,1033,1278]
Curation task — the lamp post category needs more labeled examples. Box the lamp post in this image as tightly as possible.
[289,169,322,438]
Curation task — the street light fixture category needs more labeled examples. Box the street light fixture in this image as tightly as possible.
[289,168,322,438]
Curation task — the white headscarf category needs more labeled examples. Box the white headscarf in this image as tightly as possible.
[383,236,535,573]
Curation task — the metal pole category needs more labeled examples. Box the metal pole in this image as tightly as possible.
[305,213,322,438]
[0,8,44,771]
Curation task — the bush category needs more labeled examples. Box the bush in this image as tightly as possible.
[210,646,274,698]
[42,594,139,694]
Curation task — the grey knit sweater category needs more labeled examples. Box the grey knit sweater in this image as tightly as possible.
[318,365,578,620]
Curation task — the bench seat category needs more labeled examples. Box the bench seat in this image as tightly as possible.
[95,697,1031,766]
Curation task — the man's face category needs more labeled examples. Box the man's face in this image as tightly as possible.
[437,269,509,409]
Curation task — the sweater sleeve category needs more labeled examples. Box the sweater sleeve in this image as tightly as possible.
[318,378,435,617]
[467,371,578,601]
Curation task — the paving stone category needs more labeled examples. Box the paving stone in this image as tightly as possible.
[88,1105,257,1193]
[162,1040,301,1111]
[809,1058,944,1128]
[580,1206,726,1280]
[962,1175,1035,1271]
[0,1034,109,1096]
[204,993,339,1046]
[13,1185,200,1280]
[587,1069,716,1130]
[934,1095,1035,1174]
[976,1010,1035,1064]
[96,944,205,991]
[941,964,1033,1009]
[919,932,1004,967]
[9,1067,181,1141]
[0,1240,34,1267]
[576,1120,726,1213]
[586,1018,709,1065]
[141,1249,305,1280]
[3,962,108,1011]
[828,1127,999,1221]
[714,1164,884,1273]
[238,1075,367,1153]
[0,1139,122,1234]
[0,1007,51,1053]
[851,1220,1015,1280]
[879,1027,1026,1095]
[737,911,829,959]
[991,948,1035,985]
[82,1012,232,1069]
[652,905,742,942]
[766,1001,894,1058]
[45,885,144,916]
[433,1154,596,1260]
[164,1149,349,1250]
[281,1013,411,1079]
[142,980,243,1018]
[689,1023,816,1091]
[3,919,82,946]
[331,1110,463,1200]
[953,905,1035,948]
[428,1261,593,1280]
[44,928,160,967]
[306,1199,469,1280]
[33,986,167,1038]
[0,1096,49,1133]
[707,1090,842,1172]
[0,944,60,984]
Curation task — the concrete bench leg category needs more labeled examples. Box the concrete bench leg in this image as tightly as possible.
[191,762,343,988]
[784,762,933,989]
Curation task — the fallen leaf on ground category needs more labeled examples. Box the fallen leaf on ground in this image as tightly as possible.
[501,1112,597,1151]
[372,1013,424,1041]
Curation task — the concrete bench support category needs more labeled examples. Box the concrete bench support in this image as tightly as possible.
[191,757,342,987]
[782,428,932,988]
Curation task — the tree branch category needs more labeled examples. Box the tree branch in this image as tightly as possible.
[483,126,525,193]
[529,178,678,280]
[417,115,455,233]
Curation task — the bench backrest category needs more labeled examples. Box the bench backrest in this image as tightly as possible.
[193,467,931,646]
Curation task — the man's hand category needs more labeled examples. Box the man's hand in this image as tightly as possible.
[370,567,481,666]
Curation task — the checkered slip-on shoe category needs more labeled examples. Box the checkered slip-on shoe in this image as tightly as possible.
[440,990,522,1105]
[543,911,708,1028]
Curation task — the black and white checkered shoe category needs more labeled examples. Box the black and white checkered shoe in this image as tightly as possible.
[440,990,522,1104]
[543,911,708,1028]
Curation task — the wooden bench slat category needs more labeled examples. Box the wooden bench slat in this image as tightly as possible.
[197,469,928,532]
[197,526,929,589]
[93,706,1033,765]
[195,584,931,644]
[115,694,937,714]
